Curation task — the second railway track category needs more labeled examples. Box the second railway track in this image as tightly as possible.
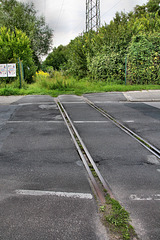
[83,96,160,160]
[56,95,160,203]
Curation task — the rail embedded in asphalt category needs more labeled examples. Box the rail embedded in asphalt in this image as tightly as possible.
[55,98,115,203]
[83,96,160,160]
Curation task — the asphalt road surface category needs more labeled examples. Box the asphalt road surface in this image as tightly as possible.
[0,92,160,240]
[59,93,160,240]
[0,95,108,240]
[85,92,160,149]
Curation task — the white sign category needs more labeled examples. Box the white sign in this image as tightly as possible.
[7,63,16,77]
[0,64,7,77]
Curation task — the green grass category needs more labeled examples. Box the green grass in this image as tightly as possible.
[0,73,160,96]
[101,194,137,240]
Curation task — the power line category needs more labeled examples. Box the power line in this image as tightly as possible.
[101,0,123,18]
[43,0,46,16]
[54,0,65,31]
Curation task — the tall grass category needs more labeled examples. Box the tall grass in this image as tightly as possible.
[33,71,160,94]
[34,70,76,90]
[0,70,160,96]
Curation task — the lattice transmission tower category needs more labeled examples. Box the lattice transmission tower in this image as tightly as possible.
[86,0,100,32]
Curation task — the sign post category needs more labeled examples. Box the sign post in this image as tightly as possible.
[125,56,127,85]
[0,61,24,88]
[18,58,22,88]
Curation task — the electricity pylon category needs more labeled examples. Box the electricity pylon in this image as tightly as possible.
[86,0,100,32]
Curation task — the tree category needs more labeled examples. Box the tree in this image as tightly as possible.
[66,35,88,78]
[134,5,147,17]
[46,0,160,85]
[0,0,53,65]
[44,45,68,71]
[0,1,3,28]
[146,0,160,13]
[0,26,37,82]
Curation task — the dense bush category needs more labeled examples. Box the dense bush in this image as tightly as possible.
[43,45,68,71]
[127,33,160,84]
[44,0,160,85]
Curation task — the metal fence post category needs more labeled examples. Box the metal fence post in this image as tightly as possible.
[18,58,22,88]
[125,55,127,85]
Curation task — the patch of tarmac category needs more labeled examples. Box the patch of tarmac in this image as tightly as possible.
[0,96,24,105]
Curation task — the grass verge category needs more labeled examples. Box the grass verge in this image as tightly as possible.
[0,77,160,97]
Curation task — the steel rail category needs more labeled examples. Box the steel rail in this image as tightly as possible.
[83,97,160,160]
[55,98,113,203]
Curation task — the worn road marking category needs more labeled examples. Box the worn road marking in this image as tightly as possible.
[94,101,119,103]
[7,121,63,123]
[74,121,109,123]
[39,105,58,110]
[18,102,55,106]
[60,102,85,104]
[130,194,160,201]
[157,169,160,172]
[147,155,160,165]
[124,120,135,123]
[16,190,93,199]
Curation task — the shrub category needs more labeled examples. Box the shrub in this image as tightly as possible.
[127,33,160,84]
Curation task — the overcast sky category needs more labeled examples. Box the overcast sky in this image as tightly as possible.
[20,0,148,48]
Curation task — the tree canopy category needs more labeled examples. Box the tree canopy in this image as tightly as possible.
[0,0,53,64]
[44,45,67,71]
[0,26,37,82]
[44,0,160,85]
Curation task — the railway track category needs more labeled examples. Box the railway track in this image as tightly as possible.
[56,95,160,239]
[55,98,112,204]
[83,96,160,160]
[56,96,160,205]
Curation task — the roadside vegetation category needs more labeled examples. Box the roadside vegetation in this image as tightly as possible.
[0,0,160,97]
[43,0,160,85]
[0,69,160,96]
[0,1,159,238]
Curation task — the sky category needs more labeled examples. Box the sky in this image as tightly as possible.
[19,0,148,48]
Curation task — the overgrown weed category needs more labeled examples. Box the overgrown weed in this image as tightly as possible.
[0,72,160,96]
[100,194,138,240]
[34,70,76,90]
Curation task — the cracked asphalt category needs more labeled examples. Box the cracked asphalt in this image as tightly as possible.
[0,91,160,240]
